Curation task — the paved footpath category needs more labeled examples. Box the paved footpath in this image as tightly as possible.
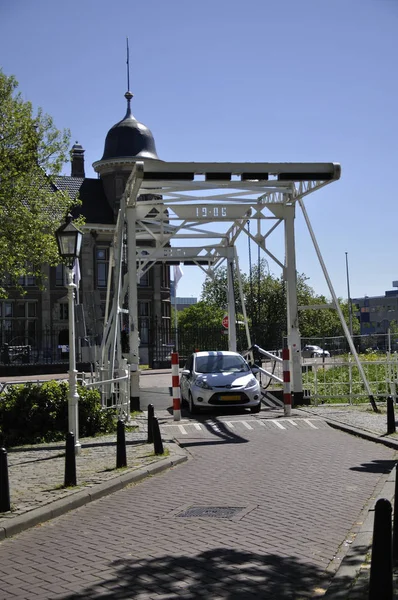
[1,385,398,597]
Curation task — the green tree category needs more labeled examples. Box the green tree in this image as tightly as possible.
[388,320,398,335]
[199,260,357,341]
[177,301,226,328]
[201,268,232,309]
[0,71,76,297]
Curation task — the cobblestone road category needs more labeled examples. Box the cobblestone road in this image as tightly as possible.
[0,417,396,599]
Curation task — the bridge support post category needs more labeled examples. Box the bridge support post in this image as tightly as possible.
[284,202,304,404]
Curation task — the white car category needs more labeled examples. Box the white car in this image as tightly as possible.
[180,350,261,415]
[302,345,330,358]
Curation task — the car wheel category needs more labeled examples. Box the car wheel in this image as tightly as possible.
[250,402,261,414]
[189,393,200,415]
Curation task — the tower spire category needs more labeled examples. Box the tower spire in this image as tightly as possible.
[126,36,130,92]
[125,37,133,117]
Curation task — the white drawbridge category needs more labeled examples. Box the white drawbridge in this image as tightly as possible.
[97,159,378,415]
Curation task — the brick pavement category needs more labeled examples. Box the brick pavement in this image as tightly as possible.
[0,432,188,539]
[1,370,398,598]
[0,407,397,599]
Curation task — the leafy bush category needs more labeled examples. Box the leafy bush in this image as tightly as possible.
[0,381,117,447]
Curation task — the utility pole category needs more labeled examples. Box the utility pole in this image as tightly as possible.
[345,252,353,337]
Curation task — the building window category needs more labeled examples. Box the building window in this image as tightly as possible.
[138,301,150,318]
[96,247,109,288]
[18,274,36,286]
[16,302,27,318]
[0,301,38,345]
[138,301,151,344]
[162,264,170,288]
[138,271,150,287]
[55,264,67,287]
[3,320,12,333]
[162,302,171,318]
[60,304,68,320]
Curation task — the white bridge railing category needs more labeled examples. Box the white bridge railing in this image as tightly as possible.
[242,344,284,385]
[243,345,398,404]
[301,355,398,404]
[79,358,131,420]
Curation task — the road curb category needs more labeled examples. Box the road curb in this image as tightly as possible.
[322,466,396,598]
[0,447,188,541]
[300,413,398,598]
[296,407,398,452]
[326,419,398,451]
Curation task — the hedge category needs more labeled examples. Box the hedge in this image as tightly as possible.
[0,380,117,447]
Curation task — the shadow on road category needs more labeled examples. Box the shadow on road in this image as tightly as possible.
[178,415,249,448]
[60,547,344,599]
[350,459,396,474]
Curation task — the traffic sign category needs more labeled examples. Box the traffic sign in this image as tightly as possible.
[222,314,229,329]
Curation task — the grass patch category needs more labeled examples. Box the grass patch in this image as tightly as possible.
[149,447,170,458]
[47,482,90,491]
[124,425,139,432]
[128,411,142,419]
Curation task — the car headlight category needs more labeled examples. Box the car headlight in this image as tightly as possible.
[195,378,212,390]
[247,377,258,387]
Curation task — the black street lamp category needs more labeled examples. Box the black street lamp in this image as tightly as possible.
[55,213,83,454]
[55,213,83,269]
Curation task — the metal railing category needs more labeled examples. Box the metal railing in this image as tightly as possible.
[0,327,98,366]
[301,354,398,404]
[79,358,131,420]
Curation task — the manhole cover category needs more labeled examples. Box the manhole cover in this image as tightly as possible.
[176,506,245,518]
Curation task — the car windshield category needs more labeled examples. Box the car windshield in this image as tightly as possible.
[195,354,250,374]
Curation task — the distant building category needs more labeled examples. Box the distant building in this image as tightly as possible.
[353,281,398,335]
[174,297,198,312]
[170,281,197,312]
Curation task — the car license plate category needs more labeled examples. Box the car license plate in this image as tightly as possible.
[220,395,240,401]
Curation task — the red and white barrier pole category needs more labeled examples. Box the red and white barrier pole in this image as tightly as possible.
[171,352,181,421]
[282,348,292,417]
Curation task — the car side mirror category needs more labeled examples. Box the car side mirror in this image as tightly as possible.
[251,365,260,374]
[181,369,190,376]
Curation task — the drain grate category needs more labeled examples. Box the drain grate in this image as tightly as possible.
[176,506,245,519]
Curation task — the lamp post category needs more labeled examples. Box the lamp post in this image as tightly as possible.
[55,214,83,455]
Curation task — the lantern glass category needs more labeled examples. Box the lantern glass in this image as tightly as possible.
[55,215,83,268]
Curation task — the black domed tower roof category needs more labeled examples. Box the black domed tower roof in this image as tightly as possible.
[101,91,159,161]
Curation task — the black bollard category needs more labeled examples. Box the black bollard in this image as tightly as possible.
[0,447,11,513]
[116,420,127,468]
[152,417,164,455]
[369,498,393,600]
[64,432,77,488]
[387,396,396,434]
[147,404,154,444]
[393,464,398,565]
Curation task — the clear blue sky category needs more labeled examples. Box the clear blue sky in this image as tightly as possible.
[1,0,397,303]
